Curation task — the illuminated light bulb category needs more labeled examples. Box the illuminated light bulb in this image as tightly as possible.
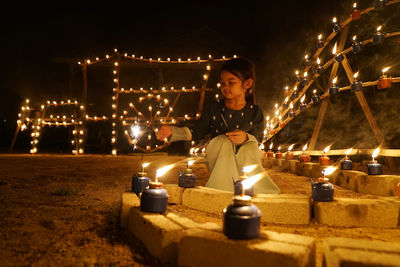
[114,48,118,52]
[188,58,191,61]
[158,58,161,61]
[78,62,81,65]
[87,59,90,64]
[106,55,109,58]
[96,57,99,60]
[167,58,170,61]
[149,58,152,61]
[124,53,128,56]
[178,58,181,62]
[132,54,135,58]
[53,101,57,105]
[157,111,161,115]
[113,70,117,74]
[233,54,237,58]
[21,107,25,111]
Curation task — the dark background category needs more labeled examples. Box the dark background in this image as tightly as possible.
[1,1,399,154]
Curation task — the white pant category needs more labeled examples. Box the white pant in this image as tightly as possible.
[204,134,280,194]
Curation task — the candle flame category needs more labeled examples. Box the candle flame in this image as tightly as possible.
[194,148,200,153]
[345,148,353,155]
[259,143,265,150]
[323,166,337,176]
[332,17,337,23]
[187,160,195,167]
[303,72,308,78]
[352,35,357,41]
[290,102,293,109]
[377,25,382,32]
[313,89,317,94]
[156,164,175,178]
[269,142,273,149]
[142,162,150,168]
[275,110,279,116]
[305,54,309,60]
[189,147,195,155]
[332,77,337,84]
[353,2,357,8]
[242,173,264,190]
[372,147,380,159]
[285,86,289,90]
[382,66,391,74]
[317,57,321,65]
[284,96,289,103]
[288,144,295,151]
[353,71,359,79]
[303,143,308,151]
[278,146,281,151]
[300,95,305,103]
[295,70,299,75]
[275,103,278,109]
[318,34,322,40]
[323,145,331,154]
[332,42,337,55]
[242,165,257,174]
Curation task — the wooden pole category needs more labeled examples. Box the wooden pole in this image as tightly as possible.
[308,26,349,150]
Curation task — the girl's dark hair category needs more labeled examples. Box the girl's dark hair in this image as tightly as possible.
[220,57,256,104]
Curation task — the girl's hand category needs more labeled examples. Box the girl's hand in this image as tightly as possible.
[225,129,248,145]
[156,126,172,140]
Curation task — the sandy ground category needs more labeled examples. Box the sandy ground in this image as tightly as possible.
[0,154,399,267]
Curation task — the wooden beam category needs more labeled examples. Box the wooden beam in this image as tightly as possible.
[291,148,400,157]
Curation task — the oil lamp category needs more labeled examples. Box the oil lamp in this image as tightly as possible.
[367,147,382,175]
[178,160,196,188]
[299,95,307,111]
[267,143,274,157]
[140,164,174,214]
[378,67,392,90]
[332,17,341,33]
[275,146,283,159]
[311,166,336,202]
[329,77,339,96]
[284,86,290,97]
[132,163,151,195]
[351,72,362,92]
[374,0,387,10]
[333,42,344,63]
[304,54,311,67]
[300,72,309,87]
[295,70,301,82]
[341,148,353,170]
[288,102,296,118]
[234,165,257,197]
[351,2,361,20]
[317,34,324,48]
[319,145,331,166]
[299,143,311,163]
[316,58,324,74]
[312,89,320,103]
[351,35,362,54]
[291,86,298,100]
[223,173,262,240]
[285,144,295,160]
[373,25,385,44]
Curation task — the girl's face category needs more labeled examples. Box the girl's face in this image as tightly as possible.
[220,70,251,101]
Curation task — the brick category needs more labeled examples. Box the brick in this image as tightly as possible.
[178,229,315,267]
[357,175,400,197]
[121,192,140,228]
[323,237,400,267]
[314,197,398,228]
[127,207,184,264]
[335,170,366,191]
[181,186,233,215]
[165,212,221,231]
[164,183,184,204]
[262,158,274,169]
[253,194,311,225]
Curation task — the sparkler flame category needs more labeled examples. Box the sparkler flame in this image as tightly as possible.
[323,145,331,154]
[382,66,391,74]
[242,165,257,174]
[242,173,264,190]
[323,166,337,176]
[372,147,380,159]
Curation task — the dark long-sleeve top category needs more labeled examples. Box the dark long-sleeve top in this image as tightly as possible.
[189,98,265,143]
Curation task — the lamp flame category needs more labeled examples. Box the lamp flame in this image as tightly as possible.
[317,57,321,65]
[377,25,382,32]
[318,34,322,40]
[332,77,337,84]
[288,144,295,151]
[304,72,308,78]
[372,147,380,159]
[290,102,294,109]
[332,43,337,55]
[269,142,273,149]
[345,148,353,155]
[156,164,175,180]
[242,165,257,174]
[303,143,308,151]
[242,173,264,190]
[278,146,281,151]
[382,66,391,74]
[187,160,195,167]
[142,162,150,168]
[284,96,289,103]
[353,71,359,79]
[323,166,337,176]
[332,17,337,23]
[313,89,317,94]
[353,2,357,8]
[352,35,357,41]
[259,143,265,150]
[300,95,305,103]
[323,145,331,154]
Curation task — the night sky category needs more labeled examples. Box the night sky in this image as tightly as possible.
[1,1,399,151]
